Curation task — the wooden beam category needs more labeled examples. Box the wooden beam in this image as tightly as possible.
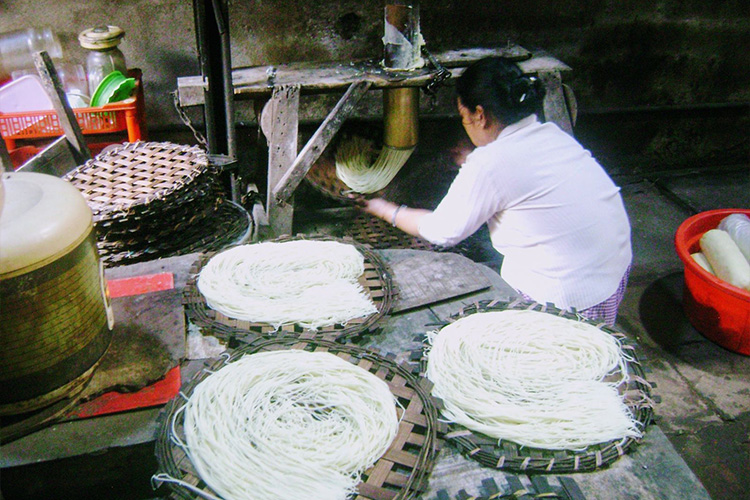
[176,46,567,105]
[264,84,300,238]
[272,80,372,204]
[32,51,91,166]
[538,70,574,135]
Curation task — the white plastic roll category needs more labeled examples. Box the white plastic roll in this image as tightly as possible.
[691,252,715,275]
[699,229,750,291]
[718,213,750,264]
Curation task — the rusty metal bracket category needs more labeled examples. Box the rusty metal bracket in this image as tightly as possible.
[423,48,451,96]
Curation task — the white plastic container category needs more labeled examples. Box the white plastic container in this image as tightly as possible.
[719,213,750,263]
[0,75,53,113]
[12,62,90,108]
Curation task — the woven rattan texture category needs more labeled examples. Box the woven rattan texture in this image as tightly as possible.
[431,475,587,500]
[98,200,251,266]
[305,151,372,203]
[63,141,252,266]
[64,141,210,219]
[421,298,655,474]
[155,336,443,500]
[183,235,395,344]
[348,214,435,251]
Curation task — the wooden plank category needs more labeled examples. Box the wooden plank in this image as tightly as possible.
[177,46,570,105]
[264,84,300,238]
[32,51,91,165]
[272,80,371,203]
[538,70,574,135]
[435,46,532,67]
[386,252,491,313]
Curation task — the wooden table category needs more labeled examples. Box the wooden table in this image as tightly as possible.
[0,250,709,500]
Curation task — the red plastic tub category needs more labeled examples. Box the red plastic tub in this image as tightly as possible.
[674,209,750,355]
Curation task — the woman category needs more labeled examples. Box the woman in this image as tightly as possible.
[359,57,632,325]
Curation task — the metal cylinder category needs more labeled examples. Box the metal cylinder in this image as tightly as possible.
[0,172,113,416]
[383,86,419,149]
[383,1,422,71]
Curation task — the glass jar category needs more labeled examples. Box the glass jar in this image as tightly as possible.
[78,25,127,97]
[0,27,63,81]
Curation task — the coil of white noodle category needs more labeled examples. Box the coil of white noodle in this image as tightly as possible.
[335,136,414,194]
[425,310,641,450]
[197,240,377,330]
[171,350,399,500]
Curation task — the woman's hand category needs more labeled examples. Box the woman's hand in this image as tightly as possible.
[360,198,395,219]
[347,195,393,218]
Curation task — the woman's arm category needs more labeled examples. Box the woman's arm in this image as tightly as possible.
[360,198,433,237]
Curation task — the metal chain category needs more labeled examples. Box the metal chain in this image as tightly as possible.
[171,90,208,150]
[422,47,451,96]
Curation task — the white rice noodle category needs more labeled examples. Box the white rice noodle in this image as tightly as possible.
[425,309,642,450]
[335,136,414,194]
[172,350,399,500]
[197,240,377,330]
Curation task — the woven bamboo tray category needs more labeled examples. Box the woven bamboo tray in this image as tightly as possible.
[183,235,395,343]
[348,213,436,251]
[305,150,358,202]
[421,298,655,474]
[64,141,212,221]
[432,475,587,500]
[98,199,251,266]
[154,335,444,500]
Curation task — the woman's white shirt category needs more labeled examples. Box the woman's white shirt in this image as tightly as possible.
[417,115,632,310]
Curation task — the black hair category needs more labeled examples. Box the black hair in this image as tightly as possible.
[455,57,545,125]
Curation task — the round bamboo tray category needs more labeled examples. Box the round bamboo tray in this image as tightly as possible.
[421,298,655,474]
[154,335,443,500]
[183,235,395,344]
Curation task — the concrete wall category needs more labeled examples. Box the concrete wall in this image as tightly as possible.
[1,0,748,168]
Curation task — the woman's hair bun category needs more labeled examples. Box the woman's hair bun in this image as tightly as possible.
[457,57,546,125]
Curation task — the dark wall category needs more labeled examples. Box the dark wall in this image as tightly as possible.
[2,1,746,171]
[224,0,749,171]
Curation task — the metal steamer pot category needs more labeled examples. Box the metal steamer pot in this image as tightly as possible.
[0,171,113,415]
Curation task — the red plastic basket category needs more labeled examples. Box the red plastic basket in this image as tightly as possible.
[674,208,750,355]
[0,69,145,161]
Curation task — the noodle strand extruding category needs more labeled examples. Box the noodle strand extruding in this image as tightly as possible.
[335,136,414,194]
[425,310,641,450]
[178,350,399,500]
[197,240,377,330]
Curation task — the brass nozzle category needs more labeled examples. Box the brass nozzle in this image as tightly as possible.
[383,87,419,149]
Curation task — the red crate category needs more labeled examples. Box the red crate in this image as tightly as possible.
[0,69,147,166]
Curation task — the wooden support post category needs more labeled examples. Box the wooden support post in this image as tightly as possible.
[32,51,91,165]
[273,80,372,204]
[264,84,300,238]
[538,70,574,135]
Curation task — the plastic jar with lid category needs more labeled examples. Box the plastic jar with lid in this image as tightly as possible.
[78,25,128,98]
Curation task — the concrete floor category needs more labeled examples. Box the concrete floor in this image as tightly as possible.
[612,167,750,500]
[294,148,749,500]
[292,132,749,500]
[148,118,750,499]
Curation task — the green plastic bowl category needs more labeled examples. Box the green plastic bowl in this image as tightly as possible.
[90,71,136,107]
